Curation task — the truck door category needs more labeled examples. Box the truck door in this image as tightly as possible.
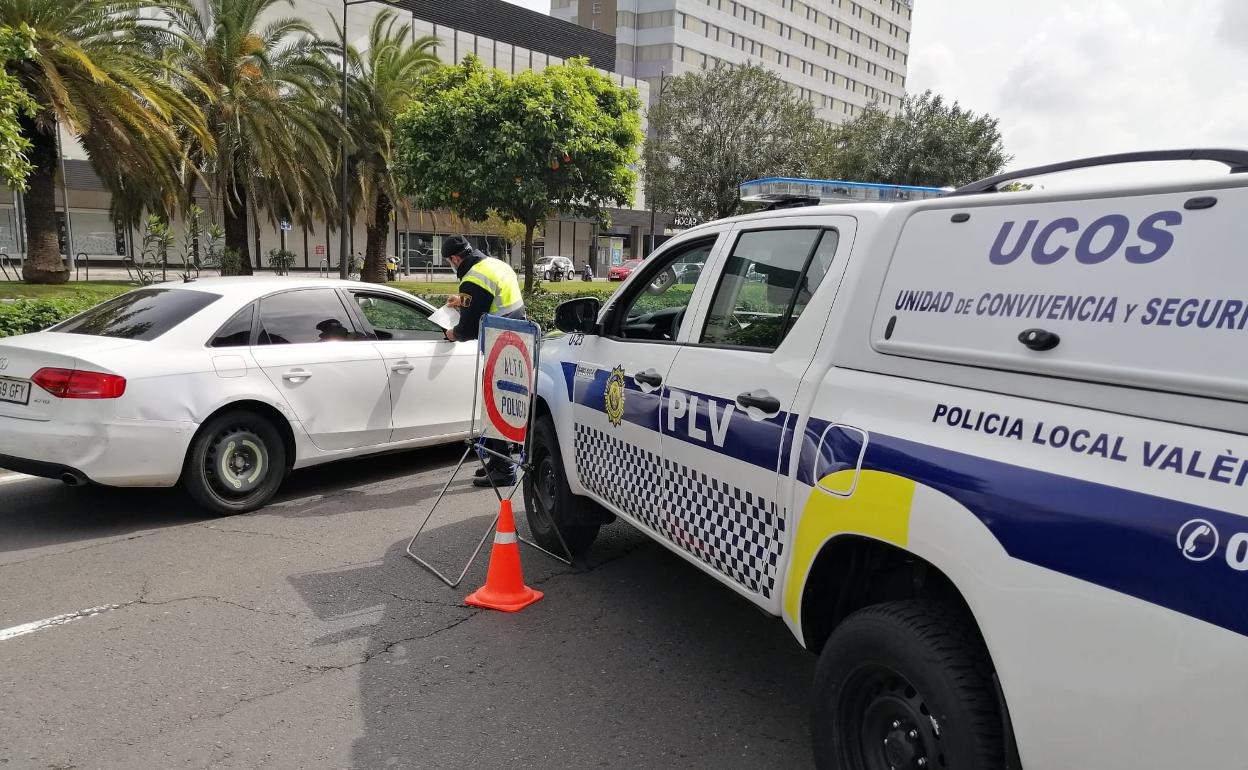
[568,233,726,526]
[658,219,854,609]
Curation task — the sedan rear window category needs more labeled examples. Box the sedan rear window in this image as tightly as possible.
[52,289,220,341]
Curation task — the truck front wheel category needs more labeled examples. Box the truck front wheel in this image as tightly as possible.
[523,416,604,558]
[812,600,1004,770]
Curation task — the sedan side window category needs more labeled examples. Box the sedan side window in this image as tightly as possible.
[209,303,255,347]
[258,289,361,345]
[610,238,717,342]
[700,228,839,351]
[354,294,444,341]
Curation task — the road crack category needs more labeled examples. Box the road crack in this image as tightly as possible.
[198,524,326,547]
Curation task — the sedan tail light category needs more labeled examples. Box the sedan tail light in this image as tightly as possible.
[32,368,127,399]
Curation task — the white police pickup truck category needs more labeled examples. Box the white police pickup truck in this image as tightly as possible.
[522,150,1248,769]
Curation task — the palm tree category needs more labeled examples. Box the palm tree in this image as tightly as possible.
[337,10,438,284]
[0,0,210,284]
[166,0,336,275]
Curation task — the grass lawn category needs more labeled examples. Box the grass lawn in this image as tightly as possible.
[0,280,133,302]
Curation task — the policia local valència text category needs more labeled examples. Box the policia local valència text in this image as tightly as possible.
[931,402,1248,491]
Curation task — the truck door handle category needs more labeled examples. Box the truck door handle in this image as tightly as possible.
[736,390,781,414]
[1019,328,1060,351]
[391,362,414,374]
[633,369,663,387]
[281,369,312,382]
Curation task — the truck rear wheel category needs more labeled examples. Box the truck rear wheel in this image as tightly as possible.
[812,600,1004,770]
[523,416,602,557]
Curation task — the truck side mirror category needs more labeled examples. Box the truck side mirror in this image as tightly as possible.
[554,297,600,334]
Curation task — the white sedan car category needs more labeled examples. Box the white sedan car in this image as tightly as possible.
[535,255,574,281]
[0,277,476,514]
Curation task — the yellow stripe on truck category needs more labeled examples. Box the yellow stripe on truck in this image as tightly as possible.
[783,470,917,624]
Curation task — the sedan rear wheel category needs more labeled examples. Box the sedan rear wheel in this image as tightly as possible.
[184,410,287,515]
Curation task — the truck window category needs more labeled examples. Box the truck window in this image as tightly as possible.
[612,239,716,341]
[700,228,839,351]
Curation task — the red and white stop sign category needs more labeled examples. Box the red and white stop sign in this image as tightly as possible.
[482,330,532,443]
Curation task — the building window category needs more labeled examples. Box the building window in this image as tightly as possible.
[592,2,601,13]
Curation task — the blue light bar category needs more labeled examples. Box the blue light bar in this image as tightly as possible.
[739,176,950,204]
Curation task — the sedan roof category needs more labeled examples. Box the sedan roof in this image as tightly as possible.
[158,276,400,302]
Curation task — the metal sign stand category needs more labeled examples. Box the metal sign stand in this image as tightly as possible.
[405,316,575,588]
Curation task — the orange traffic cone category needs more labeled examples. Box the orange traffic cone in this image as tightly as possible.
[464,500,544,612]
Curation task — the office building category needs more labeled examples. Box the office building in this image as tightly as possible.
[553,0,913,122]
[6,0,662,274]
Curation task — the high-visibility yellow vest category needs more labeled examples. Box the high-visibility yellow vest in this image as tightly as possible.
[462,256,524,316]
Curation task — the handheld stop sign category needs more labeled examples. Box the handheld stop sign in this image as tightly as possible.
[480,315,539,444]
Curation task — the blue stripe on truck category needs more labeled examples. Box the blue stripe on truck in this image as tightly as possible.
[559,363,1244,634]
[801,420,1248,638]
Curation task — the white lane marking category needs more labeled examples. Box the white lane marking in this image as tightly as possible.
[0,604,122,641]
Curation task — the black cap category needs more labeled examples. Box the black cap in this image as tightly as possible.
[441,234,473,260]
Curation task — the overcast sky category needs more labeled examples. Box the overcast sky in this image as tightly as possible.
[504,0,1246,181]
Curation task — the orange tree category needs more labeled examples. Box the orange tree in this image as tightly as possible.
[395,55,641,292]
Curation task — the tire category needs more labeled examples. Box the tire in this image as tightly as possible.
[812,600,1004,770]
[543,270,552,282]
[183,409,288,515]
[523,415,602,557]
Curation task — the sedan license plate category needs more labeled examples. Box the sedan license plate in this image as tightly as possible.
[0,376,30,406]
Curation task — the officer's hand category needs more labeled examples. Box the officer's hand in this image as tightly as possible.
[445,294,463,309]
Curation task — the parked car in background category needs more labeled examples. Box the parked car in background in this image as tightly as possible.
[535,255,574,281]
[608,259,642,281]
[0,277,476,514]
[674,261,703,284]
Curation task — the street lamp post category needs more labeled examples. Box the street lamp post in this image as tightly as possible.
[647,68,673,257]
[340,0,379,280]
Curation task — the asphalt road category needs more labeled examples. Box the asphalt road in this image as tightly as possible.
[0,447,816,769]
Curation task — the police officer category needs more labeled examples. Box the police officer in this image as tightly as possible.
[441,235,526,487]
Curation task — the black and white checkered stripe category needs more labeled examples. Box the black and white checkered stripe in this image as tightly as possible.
[574,425,786,598]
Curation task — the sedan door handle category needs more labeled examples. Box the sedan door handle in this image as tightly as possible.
[281,369,313,382]
[633,369,663,388]
[391,362,414,374]
[736,389,781,414]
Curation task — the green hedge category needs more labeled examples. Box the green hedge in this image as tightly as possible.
[0,297,100,338]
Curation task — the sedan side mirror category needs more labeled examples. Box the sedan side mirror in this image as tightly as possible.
[554,296,600,334]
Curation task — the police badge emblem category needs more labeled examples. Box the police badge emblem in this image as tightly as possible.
[604,365,626,427]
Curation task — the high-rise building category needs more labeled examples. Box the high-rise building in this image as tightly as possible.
[552,0,913,122]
